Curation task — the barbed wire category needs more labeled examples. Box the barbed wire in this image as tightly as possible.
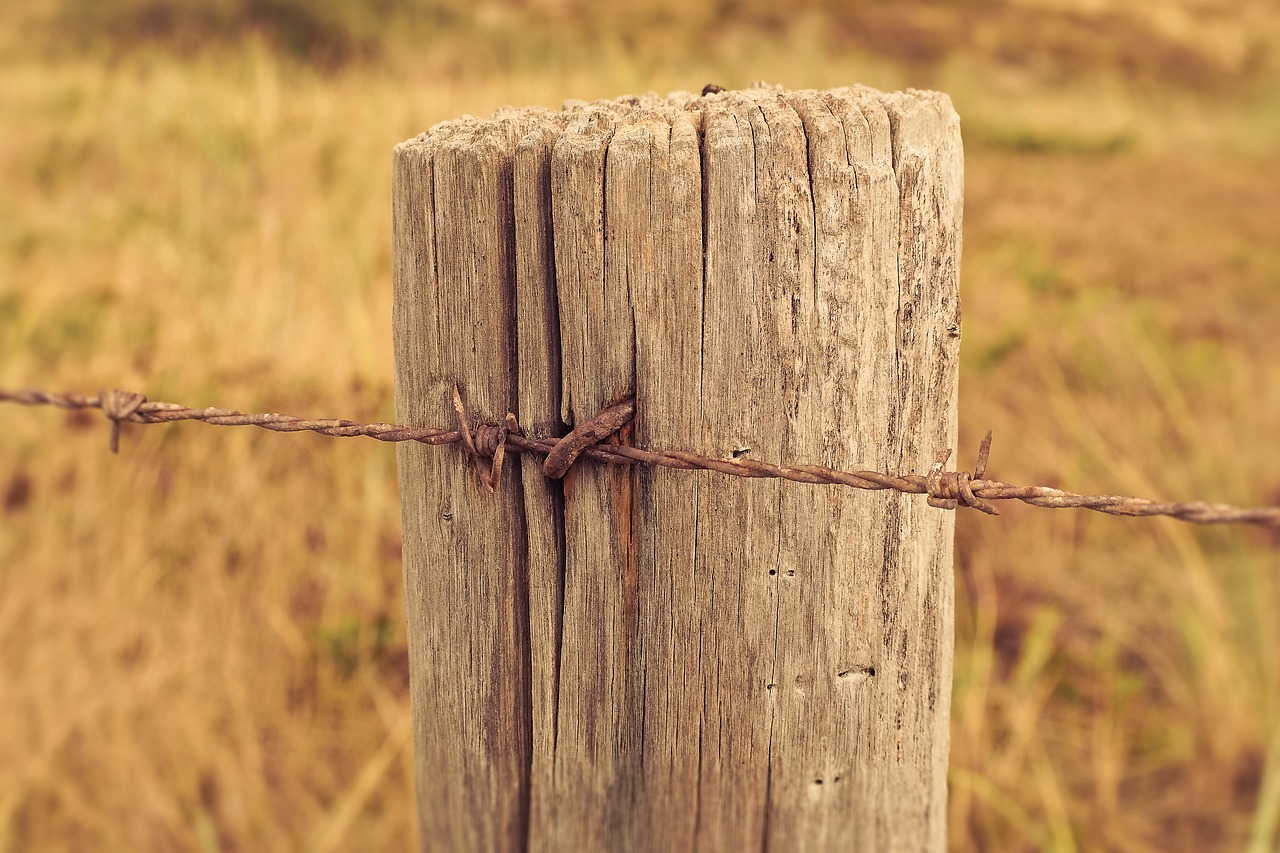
[2,385,1278,528]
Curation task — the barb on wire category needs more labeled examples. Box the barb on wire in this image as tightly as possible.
[2,385,1278,529]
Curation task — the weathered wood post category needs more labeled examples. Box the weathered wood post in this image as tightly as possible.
[392,85,963,852]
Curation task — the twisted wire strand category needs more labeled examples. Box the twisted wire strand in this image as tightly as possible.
[2,386,1277,528]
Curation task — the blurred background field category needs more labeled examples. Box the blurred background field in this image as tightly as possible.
[1,0,1278,850]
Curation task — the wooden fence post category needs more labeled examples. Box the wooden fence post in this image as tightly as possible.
[392,85,963,852]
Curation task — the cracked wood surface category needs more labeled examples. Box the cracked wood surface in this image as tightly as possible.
[392,85,962,852]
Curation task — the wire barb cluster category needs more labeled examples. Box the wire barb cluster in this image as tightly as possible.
[2,385,1278,529]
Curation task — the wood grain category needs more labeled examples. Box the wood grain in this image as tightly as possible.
[392,85,963,852]
[392,113,535,852]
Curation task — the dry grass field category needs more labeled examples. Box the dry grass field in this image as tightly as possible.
[2,0,1279,850]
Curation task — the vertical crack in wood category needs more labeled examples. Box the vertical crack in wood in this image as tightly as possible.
[496,121,537,853]
[692,109,709,853]
[513,116,572,847]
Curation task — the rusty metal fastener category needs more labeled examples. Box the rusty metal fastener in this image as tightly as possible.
[542,398,636,480]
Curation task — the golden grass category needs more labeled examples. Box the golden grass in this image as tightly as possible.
[1,1,1278,850]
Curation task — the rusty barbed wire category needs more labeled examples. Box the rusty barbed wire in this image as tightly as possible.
[2,385,1278,528]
